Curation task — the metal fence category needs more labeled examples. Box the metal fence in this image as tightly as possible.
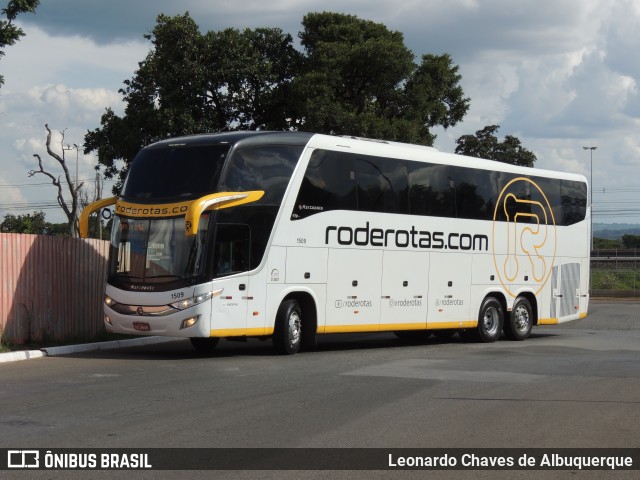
[0,233,109,345]
[591,249,640,297]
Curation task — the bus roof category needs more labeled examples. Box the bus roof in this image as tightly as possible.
[306,133,588,185]
[144,131,587,185]
[145,131,314,149]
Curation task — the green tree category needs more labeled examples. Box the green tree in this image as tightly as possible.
[85,13,300,192]
[292,12,469,144]
[455,125,536,167]
[0,0,39,88]
[1,211,47,234]
[621,234,640,249]
[85,12,470,193]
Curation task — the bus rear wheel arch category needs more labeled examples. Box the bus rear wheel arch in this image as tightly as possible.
[504,295,534,341]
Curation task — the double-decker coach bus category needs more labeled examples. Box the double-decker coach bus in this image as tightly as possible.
[80,132,589,354]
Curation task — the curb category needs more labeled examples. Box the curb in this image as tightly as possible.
[0,336,182,364]
[0,349,46,363]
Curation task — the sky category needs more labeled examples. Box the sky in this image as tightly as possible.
[1,0,639,225]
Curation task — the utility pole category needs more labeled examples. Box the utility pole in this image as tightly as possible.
[582,146,597,252]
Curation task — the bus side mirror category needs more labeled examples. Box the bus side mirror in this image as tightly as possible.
[79,197,117,238]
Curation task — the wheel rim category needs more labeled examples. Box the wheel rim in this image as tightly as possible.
[288,311,302,349]
[514,304,530,332]
[482,306,500,336]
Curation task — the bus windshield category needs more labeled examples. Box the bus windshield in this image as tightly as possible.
[122,144,230,201]
[109,214,211,286]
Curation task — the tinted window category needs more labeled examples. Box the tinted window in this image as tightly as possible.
[561,180,587,226]
[356,155,409,214]
[531,177,562,225]
[213,224,250,277]
[292,149,587,226]
[221,145,302,205]
[122,145,229,201]
[408,163,455,217]
[292,150,356,220]
[215,206,279,270]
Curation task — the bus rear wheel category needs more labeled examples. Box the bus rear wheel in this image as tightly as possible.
[273,300,303,355]
[504,296,533,341]
[190,337,220,352]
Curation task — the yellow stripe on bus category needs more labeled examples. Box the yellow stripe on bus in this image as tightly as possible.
[322,321,477,334]
[211,321,480,337]
[538,318,559,325]
[210,327,274,337]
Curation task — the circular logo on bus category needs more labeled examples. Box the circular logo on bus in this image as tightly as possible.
[491,177,557,298]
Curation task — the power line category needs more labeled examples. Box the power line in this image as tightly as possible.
[0,177,116,188]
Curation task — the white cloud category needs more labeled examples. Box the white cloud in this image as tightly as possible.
[0,174,27,204]
[0,24,146,223]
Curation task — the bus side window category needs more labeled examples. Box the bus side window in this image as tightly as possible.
[213,224,251,277]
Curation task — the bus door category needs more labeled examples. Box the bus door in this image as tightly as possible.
[210,223,251,336]
[380,250,429,330]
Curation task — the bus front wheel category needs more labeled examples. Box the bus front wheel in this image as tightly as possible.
[504,296,533,341]
[273,300,303,355]
[475,297,504,343]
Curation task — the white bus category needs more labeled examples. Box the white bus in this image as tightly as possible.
[81,132,590,354]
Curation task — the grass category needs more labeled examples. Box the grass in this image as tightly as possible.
[591,269,639,291]
[0,326,11,352]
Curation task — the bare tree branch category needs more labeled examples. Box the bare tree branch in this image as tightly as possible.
[28,124,85,237]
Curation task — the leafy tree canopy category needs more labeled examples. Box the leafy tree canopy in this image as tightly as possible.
[85,11,470,193]
[292,12,468,144]
[455,124,536,167]
[0,210,105,237]
[1,211,48,234]
[622,234,640,249]
[0,0,39,88]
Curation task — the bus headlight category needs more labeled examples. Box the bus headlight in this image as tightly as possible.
[105,295,118,308]
[170,289,223,310]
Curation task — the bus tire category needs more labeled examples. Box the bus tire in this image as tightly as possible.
[504,296,533,341]
[273,300,303,355]
[476,297,504,343]
[190,337,220,352]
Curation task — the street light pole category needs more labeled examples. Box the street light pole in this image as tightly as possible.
[583,146,597,252]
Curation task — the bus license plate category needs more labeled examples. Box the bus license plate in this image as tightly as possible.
[133,322,150,332]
